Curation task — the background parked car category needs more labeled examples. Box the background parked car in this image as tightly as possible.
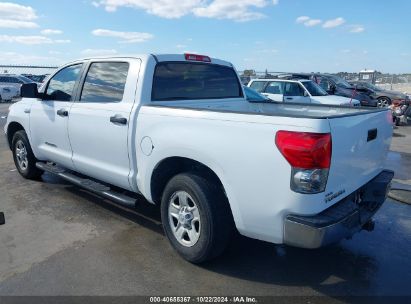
[0,85,20,102]
[0,74,37,98]
[21,74,49,83]
[248,78,360,106]
[349,80,410,108]
[280,73,377,107]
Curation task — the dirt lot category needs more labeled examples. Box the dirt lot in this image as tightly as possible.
[0,103,410,299]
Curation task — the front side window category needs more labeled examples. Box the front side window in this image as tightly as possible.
[152,62,242,101]
[284,82,305,96]
[80,62,129,103]
[45,64,83,101]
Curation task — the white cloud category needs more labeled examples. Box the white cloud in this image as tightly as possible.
[0,51,63,65]
[93,0,278,21]
[296,16,310,23]
[296,16,321,27]
[323,17,345,28]
[304,19,321,27]
[0,19,38,28]
[81,48,118,56]
[92,28,153,43]
[0,2,37,21]
[95,0,202,18]
[175,44,187,49]
[193,0,269,22]
[41,29,63,35]
[349,25,364,33]
[0,2,39,28]
[341,49,351,53]
[0,35,70,45]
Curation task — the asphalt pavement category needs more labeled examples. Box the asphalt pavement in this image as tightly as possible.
[0,103,410,300]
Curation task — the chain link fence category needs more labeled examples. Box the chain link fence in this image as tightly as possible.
[0,65,58,80]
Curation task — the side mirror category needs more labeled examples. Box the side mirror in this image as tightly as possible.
[0,212,4,225]
[21,83,40,98]
[303,91,309,97]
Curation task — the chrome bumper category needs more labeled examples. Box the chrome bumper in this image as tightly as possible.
[284,170,394,249]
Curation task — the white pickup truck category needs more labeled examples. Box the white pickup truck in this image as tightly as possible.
[5,54,393,263]
[248,78,361,106]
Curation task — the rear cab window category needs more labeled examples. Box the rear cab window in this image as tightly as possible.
[151,62,243,101]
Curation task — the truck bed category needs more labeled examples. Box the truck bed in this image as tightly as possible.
[148,98,385,119]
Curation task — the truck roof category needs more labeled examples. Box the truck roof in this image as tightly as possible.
[65,54,233,68]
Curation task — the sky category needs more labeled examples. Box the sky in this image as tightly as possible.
[0,0,410,73]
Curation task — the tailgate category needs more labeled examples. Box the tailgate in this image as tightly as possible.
[325,109,392,202]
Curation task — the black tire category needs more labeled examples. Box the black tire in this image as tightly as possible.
[12,130,43,179]
[377,97,391,108]
[161,173,233,263]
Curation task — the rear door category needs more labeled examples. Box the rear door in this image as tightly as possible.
[68,59,141,191]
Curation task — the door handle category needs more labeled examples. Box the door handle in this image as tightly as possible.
[57,109,68,117]
[285,97,294,100]
[110,115,127,125]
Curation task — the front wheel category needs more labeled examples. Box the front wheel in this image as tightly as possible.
[12,130,43,179]
[161,173,233,263]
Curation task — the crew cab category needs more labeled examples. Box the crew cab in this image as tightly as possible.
[248,78,361,106]
[5,54,393,263]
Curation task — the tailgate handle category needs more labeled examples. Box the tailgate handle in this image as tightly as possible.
[367,128,378,142]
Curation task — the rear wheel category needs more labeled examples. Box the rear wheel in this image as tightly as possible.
[12,130,43,179]
[161,173,233,263]
[377,97,391,108]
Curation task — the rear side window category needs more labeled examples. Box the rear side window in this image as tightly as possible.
[152,62,242,101]
[249,81,267,92]
[265,81,284,94]
[80,62,129,103]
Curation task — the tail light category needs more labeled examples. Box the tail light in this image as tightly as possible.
[275,131,332,194]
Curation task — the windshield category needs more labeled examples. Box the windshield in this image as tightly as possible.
[361,82,382,91]
[329,75,352,89]
[244,86,269,102]
[302,80,328,96]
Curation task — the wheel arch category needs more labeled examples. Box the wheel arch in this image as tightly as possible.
[6,121,25,150]
[150,156,227,205]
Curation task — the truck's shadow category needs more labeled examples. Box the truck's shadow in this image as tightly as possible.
[64,182,378,296]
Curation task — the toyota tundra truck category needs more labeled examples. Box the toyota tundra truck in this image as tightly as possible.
[4,54,394,263]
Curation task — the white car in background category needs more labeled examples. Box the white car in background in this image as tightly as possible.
[0,85,20,102]
[248,78,361,106]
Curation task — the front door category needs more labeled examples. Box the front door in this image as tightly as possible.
[29,63,83,169]
[68,60,140,191]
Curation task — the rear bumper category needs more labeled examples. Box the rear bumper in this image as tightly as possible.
[283,170,394,249]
